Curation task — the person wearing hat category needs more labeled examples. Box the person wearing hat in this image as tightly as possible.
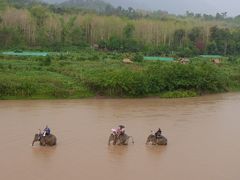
[155,128,162,139]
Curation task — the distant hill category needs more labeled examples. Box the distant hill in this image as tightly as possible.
[59,0,114,12]
[8,0,42,6]
[39,0,239,16]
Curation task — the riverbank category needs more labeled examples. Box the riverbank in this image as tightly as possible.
[0,51,240,100]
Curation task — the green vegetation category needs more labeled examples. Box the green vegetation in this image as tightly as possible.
[0,56,93,99]
[1,0,240,56]
[1,1,240,99]
[59,0,113,12]
[0,51,240,99]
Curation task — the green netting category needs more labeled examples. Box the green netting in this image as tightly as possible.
[144,56,174,61]
[2,51,48,57]
[200,55,223,58]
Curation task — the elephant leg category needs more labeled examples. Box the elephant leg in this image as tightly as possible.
[124,138,129,145]
[40,138,46,146]
[113,135,118,145]
[120,140,126,145]
[42,142,46,146]
[118,136,125,145]
[152,139,157,145]
[116,139,122,145]
[108,134,115,145]
[117,137,124,145]
[108,137,112,145]
[40,141,45,146]
[146,138,150,144]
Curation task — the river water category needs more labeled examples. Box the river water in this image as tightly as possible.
[0,93,240,180]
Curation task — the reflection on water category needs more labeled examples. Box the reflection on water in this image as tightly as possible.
[108,145,129,155]
[32,146,57,159]
[145,145,167,155]
[107,146,129,162]
[0,93,240,180]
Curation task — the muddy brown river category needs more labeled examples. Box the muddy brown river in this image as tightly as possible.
[1,93,240,180]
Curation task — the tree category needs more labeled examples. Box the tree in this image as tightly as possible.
[123,23,135,39]
[215,12,227,20]
[0,27,24,48]
[30,5,48,27]
[195,13,201,18]
[69,27,87,47]
[59,16,77,45]
[188,27,203,43]
[104,4,114,15]
[0,0,7,12]
[207,41,218,54]
[8,0,41,7]
[195,39,205,54]
[203,14,214,21]
[188,27,205,53]
[106,36,122,50]
[186,11,194,17]
[174,29,185,47]
[209,26,231,55]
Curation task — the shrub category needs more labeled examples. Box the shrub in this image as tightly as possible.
[40,55,52,66]
[132,53,143,62]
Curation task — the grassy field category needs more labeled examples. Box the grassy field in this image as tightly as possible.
[0,51,240,99]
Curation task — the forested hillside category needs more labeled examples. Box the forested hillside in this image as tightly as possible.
[1,0,240,56]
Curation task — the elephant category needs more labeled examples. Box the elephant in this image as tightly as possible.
[146,134,167,145]
[108,133,134,145]
[32,133,57,146]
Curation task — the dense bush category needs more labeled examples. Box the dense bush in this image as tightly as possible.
[132,53,144,62]
[80,60,229,97]
[0,52,238,99]
[0,77,37,97]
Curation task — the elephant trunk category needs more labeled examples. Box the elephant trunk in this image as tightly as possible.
[32,140,35,146]
[32,134,39,146]
[32,139,38,146]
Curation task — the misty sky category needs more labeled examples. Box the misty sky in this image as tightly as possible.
[48,0,240,16]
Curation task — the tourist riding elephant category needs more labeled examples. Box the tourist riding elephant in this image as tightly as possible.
[108,133,134,145]
[146,134,167,145]
[32,133,57,146]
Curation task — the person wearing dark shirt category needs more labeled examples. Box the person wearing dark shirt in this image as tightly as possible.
[155,128,162,139]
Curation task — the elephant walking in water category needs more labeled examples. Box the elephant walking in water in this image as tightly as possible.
[32,133,57,146]
[146,134,167,145]
[108,133,134,145]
